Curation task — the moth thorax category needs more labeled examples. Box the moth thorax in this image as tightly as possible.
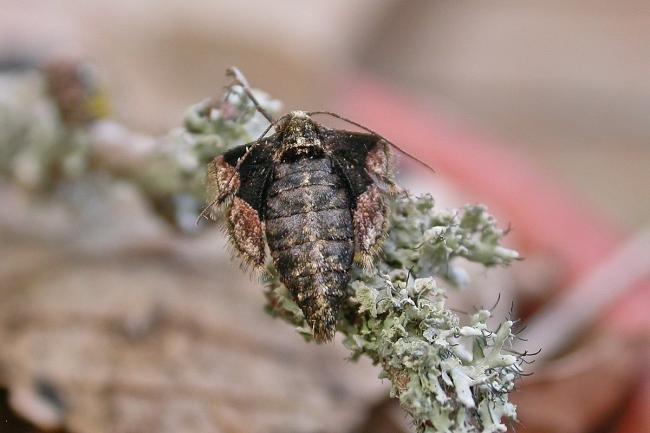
[280,139,324,162]
[279,111,317,138]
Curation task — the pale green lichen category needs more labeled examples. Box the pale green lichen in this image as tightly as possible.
[265,196,522,432]
[0,65,280,230]
[132,87,281,229]
[0,71,94,189]
[1,64,524,432]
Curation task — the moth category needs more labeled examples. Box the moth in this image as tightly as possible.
[206,68,396,343]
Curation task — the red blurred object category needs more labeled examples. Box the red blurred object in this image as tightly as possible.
[332,73,649,328]
[333,75,620,283]
[614,372,650,433]
[331,73,649,433]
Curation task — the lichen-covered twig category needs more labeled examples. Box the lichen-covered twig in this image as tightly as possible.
[0,61,281,230]
[265,196,523,432]
[0,62,525,433]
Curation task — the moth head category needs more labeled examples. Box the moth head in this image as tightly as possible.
[276,111,323,161]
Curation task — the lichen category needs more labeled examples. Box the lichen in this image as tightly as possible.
[0,65,281,230]
[265,196,523,432]
[0,64,525,432]
[132,87,281,229]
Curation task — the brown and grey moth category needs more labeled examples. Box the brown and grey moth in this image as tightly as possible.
[206,68,395,343]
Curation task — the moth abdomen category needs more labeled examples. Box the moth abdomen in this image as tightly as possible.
[265,156,354,342]
[208,105,394,343]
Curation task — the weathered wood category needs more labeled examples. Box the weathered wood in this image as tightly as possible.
[0,185,386,433]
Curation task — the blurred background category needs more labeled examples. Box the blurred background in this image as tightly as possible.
[1,1,648,433]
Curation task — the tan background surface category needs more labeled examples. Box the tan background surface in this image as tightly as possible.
[2,0,648,230]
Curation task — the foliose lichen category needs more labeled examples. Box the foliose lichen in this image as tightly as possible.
[0,64,281,230]
[1,63,525,432]
[265,196,522,432]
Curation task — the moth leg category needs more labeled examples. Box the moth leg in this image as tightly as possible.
[353,185,388,268]
[226,196,266,268]
[207,141,273,268]
[365,139,399,194]
[353,139,393,266]
[205,155,241,219]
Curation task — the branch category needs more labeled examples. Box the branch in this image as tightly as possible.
[0,61,525,433]
[265,196,522,432]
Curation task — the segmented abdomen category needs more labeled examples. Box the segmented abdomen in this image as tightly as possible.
[264,156,354,342]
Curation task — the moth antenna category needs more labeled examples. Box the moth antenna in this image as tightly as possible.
[226,66,275,123]
[230,113,288,172]
[488,293,502,312]
[307,110,436,174]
